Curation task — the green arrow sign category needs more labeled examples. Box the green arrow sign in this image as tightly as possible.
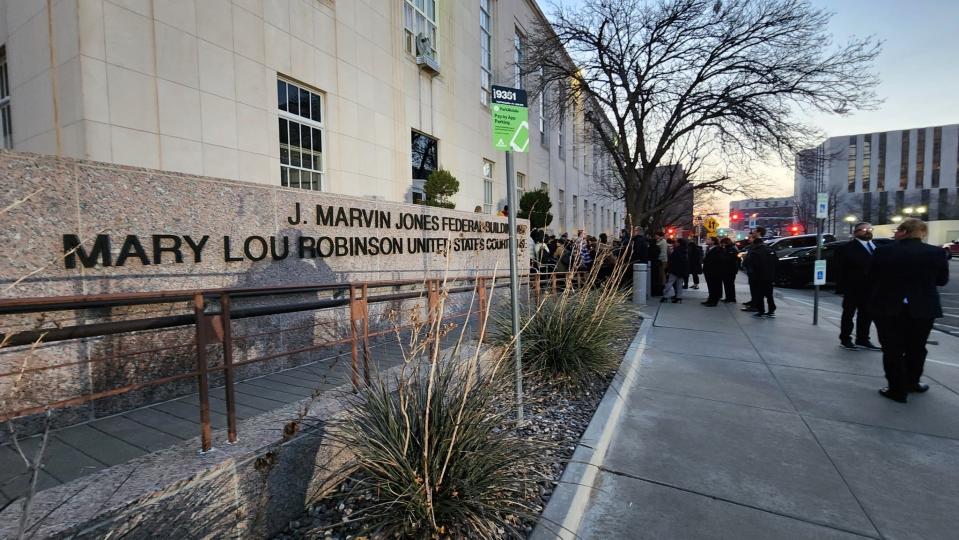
[491,85,529,153]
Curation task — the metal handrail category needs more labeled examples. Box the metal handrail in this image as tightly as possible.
[0,271,585,450]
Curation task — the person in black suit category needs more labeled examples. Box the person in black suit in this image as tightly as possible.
[835,222,881,351]
[869,218,950,403]
[685,241,703,289]
[719,237,740,302]
[701,236,723,306]
[745,236,777,318]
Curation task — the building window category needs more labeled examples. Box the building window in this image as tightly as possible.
[572,113,579,169]
[480,0,492,105]
[847,136,857,193]
[878,132,886,192]
[613,211,618,231]
[915,128,925,189]
[572,195,579,227]
[540,181,547,192]
[593,202,597,231]
[932,126,941,188]
[412,130,438,182]
[557,107,565,160]
[899,130,909,190]
[483,160,494,214]
[278,79,324,191]
[513,29,524,89]
[862,136,871,192]
[0,47,10,149]
[404,0,437,56]
[557,189,565,227]
[516,171,526,198]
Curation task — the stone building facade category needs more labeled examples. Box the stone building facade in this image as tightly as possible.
[0,0,623,234]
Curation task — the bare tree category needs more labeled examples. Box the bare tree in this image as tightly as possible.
[523,0,880,225]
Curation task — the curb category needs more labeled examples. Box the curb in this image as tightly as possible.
[530,312,656,540]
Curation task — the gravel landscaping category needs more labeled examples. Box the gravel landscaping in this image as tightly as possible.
[275,311,642,540]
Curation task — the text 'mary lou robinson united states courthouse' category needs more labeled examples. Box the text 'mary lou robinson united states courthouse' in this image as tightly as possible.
[0,0,623,235]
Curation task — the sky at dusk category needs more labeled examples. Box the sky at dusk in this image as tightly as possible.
[541,0,959,212]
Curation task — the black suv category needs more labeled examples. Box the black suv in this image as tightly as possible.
[775,238,892,287]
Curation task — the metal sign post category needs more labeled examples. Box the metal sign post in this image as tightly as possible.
[491,84,529,421]
[813,146,829,325]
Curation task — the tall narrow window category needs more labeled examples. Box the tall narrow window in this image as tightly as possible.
[404,0,437,56]
[516,172,526,199]
[862,136,871,192]
[557,105,565,160]
[513,29,524,89]
[483,160,494,214]
[540,181,547,192]
[412,130,438,182]
[557,189,565,227]
[593,202,597,231]
[479,0,492,105]
[572,112,579,169]
[0,47,10,149]
[877,132,886,191]
[847,136,857,193]
[915,128,925,188]
[899,130,909,190]
[932,126,941,188]
[278,79,324,191]
[538,67,547,145]
[572,195,579,226]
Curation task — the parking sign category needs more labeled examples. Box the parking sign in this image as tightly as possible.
[813,259,827,285]
[816,193,829,219]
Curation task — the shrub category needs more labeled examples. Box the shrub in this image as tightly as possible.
[492,286,631,386]
[420,169,459,209]
[518,189,553,229]
[333,359,536,539]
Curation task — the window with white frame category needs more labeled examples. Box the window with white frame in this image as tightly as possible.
[557,189,565,227]
[278,79,324,191]
[404,0,437,56]
[480,0,492,105]
[540,181,547,192]
[557,103,565,160]
[0,47,11,149]
[483,159,494,214]
[538,67,547,145]
[513,29,524,89]
[516,172,526,198]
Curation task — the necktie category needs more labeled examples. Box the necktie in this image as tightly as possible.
[866,242,874,255]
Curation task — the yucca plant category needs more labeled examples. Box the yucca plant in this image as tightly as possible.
[331,356,538,539]
[492,242,633,386]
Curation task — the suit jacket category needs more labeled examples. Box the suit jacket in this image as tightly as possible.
[702,245,723,276]
[835,240,874,296]
[746,243,777,282]
[869,238,949,319]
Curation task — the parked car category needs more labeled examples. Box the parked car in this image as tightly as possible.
[775,238,892,287]
[943,239,959,260]
[739,233,836,268]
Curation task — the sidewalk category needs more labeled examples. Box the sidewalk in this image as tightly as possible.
[545,283,959,540]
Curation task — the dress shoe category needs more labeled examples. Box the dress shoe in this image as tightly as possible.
[839,340,857,351]
[911,383,930,393]
[722,299,737,303]
[741,306,758,312]
[855,340,881,351]
[701,302,718,307]
[879,388,908,403]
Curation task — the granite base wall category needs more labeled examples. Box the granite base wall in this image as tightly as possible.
[0,151,525,438]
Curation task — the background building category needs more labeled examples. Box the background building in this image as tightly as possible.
[0,0,623,234]
[794,123,959,242]
[729,196,794,236]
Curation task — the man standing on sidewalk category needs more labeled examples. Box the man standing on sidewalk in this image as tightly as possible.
[746,235,777,318]
[835,222,881,351]
[741,227,766,312]
[870,218,950,403]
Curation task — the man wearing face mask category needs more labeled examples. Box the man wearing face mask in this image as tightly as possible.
[835,222,881,351]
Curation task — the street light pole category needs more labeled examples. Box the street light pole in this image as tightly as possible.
[505,150,523,422]
[813,146,824,325]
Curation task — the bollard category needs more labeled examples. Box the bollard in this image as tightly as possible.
[633,263,649,305]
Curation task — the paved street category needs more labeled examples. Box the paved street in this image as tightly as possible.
[561,279,959,540]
